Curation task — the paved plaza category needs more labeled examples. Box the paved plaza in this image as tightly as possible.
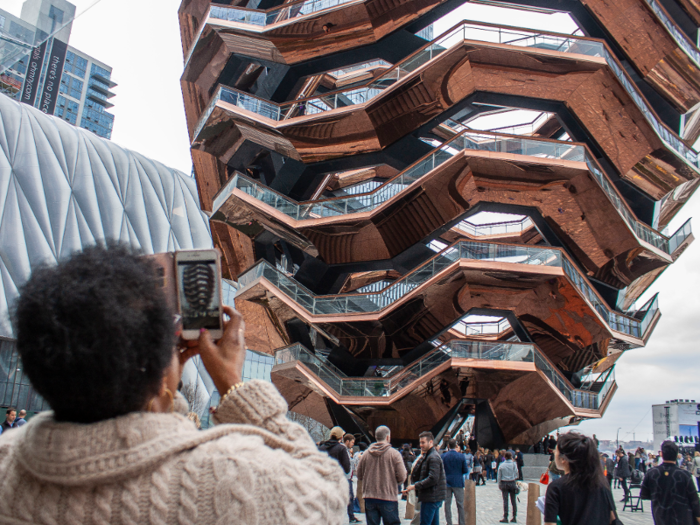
[343,481,654,525]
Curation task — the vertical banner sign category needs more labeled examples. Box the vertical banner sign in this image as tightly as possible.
[39,39,68,115]
[21,41,47,107]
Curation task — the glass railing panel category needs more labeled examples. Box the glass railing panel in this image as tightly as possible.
[239,241,649,339]
[637,294,660,336]
[209,0,358,28]
[199,16,700,179]
[668,218,692,253]
[216,137,682,260]
[274,341,611,411]
[641,0,700,70]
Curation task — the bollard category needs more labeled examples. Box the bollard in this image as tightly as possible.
[464,479,476,525]
[526,482,541,525]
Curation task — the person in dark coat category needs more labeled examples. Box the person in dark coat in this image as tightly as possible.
[641,440,700,525]
[468,433,478,454]
[404,431,446,525]
[1,408,16,432]
[402,443,416,493]
[318,426,351,474]
[616,449,632,503]
[515,448,525,481]
[548,434,557,453]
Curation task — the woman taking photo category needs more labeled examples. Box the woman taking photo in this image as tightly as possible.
[0,245,348,524]
[544,432,619,525]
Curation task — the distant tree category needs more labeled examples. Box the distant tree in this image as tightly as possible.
[180,381,207,417]
[287,411,330,442]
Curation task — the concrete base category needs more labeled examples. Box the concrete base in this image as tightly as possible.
[522,453,551,480]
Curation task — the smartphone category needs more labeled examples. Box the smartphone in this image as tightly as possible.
[175,249,223,340]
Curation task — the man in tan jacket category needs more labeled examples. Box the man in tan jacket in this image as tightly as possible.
[357,425,407,525]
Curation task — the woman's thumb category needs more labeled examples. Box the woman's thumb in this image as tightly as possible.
[198,328,215,356]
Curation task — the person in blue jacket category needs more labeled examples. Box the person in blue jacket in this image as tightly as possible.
[441,439,469,525]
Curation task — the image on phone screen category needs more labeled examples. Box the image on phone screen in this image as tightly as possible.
[177,260,221,331]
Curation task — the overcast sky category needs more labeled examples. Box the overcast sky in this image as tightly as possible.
[61,0,699,445]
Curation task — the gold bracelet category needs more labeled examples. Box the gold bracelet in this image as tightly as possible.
[219,381,245,406]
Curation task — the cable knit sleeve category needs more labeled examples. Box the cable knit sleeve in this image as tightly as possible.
[210,380,348,523]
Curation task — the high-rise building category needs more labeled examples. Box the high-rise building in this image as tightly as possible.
[0,0,116,139]
[179,0,698,446]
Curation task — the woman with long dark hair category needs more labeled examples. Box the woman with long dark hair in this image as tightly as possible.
[544,432,619,525]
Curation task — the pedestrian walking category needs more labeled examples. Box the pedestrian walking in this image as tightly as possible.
[344,433,361,524]
[356,425,407,525]
[441,439,468,525]
[616,449,632,503]
[641,441,700,525]
[319,426,352,475]
[544,432,619,525]
[404,431,446,525]
[692,451,700,492]
[497,451,519,523]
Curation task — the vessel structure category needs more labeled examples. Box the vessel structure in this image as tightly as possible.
[178,0,697,445]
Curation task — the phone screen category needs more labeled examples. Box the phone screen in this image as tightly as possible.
[176,259,222,331]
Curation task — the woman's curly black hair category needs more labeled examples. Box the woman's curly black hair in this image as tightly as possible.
[14,243,175,423]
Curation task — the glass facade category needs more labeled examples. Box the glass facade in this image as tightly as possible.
[0,340,49,416]
[0,93,278,424]
[64,50,87,78]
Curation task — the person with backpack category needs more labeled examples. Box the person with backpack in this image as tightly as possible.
[641,441,700,525]
[319,426,351,476]
[544,432,619,525]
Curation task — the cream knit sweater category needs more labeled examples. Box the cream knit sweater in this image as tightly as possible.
[0,380,348,524]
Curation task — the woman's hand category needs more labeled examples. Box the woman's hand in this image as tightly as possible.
[180,305,246,394]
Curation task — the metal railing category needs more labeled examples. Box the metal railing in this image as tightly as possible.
[237,240,658,341]
[642,0,700,71]
[275,341,616,410]
[212,129,690,256]
[195,19,700,176]
[456,217,534,237]
[668,218,692,253]
[209,0,359,28]
[451,317,513,337]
